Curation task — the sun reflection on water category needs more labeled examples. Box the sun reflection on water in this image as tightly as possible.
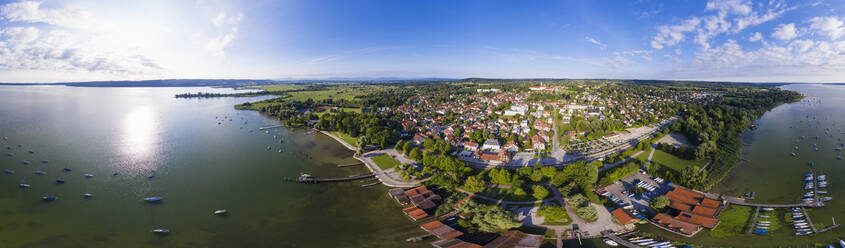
[121,105,159,167]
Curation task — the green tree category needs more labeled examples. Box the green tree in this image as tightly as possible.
[463,176,487,193]
[489,168,513,185]
[532,185,549,200]
[529,170,544,182]
[402,142,412,154]
[409,148,422,161]
[472,208,522,233]
[651,196,670,211]
[575,206,598,222]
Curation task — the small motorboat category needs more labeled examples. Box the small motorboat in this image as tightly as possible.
[144,197,163,202]
[152,229,170,234]
[42,160,48,164]
[35,171,46,175]
[28,150,33,154]
[603,238,619,247]
[7,152,13,157]
[56,179,65,183]
[41,196,57,201]
[809,161,815,166]
[19,184,30,188]
[83,193,94,198]
[113,172,119,176]
[213,209,228,215]
[84,174,93,178]
[63,168,71,171]
[5,169,14,174]
[147,173,155,178]
[267,146,272,150]
[839,240,844,248]
[22,160,30,165]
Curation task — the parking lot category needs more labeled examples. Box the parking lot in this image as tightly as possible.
[598,171,672,218]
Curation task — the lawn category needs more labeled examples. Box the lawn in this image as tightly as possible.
[371,154,401,170]
[258,84,308,92]
[709,205,753,238]
[649,149,708,172]
[330,131,359,148]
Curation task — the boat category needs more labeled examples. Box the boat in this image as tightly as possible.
[602,238,619,247]
[836,147,842,151]
[5,170,14,174]
[63,168,71,171]
[113,172,119,176]
[144,197,163,202]
[819,175,827,180]
[805,176,814,181]
[7,152,13,157]
[267,146,272,150]
[638,241,657,246]
[147,173,155,178]
[84,174,93,178]
[795,146,799,150]
[819,191,828,194]
[22,160,30,165]
[213,209,228,215]
[792,152,797,156]
[19,184,30,188]
[35,171,46,175]
[839,240,845,248]
[42,160,48,163]
[759,221,771,224]
[83,193,94,198]
[56,179,64,183]
[628,237,643,241]
[809,161,815,166]
[28,150,33,154]
[41,196,57,201]
[152,229,170,234]
[822,196,833,201]
[762,207,774,211]
[759,215,771,218]
[838,155,843,160]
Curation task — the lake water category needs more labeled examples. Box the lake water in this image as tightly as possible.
[0,86,428,248]
[640,84,845,247]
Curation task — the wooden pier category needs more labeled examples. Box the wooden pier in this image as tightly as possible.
[296,172,375,183]
[800,207,819,233]
[337,163,363,167]
[258,125,284,130]
[602,233,643,248]
[747,206,761,234]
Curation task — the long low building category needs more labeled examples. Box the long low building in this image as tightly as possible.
[651,185,725,237]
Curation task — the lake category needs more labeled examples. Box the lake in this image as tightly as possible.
[0,86,428,248]
[640,84,845,247]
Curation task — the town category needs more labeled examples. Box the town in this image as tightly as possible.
[237,79,805,248]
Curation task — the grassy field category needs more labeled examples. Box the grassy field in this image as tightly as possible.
[650,149,708,172]
[315,107,362,117]
[371,154,401,170]
[710,205,753,238]
[330,131,358,148]
[238,84,392,111]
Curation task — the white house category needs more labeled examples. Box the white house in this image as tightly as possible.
[482,139,501,151]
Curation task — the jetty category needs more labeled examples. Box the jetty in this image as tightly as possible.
[602,233,642,248]
[726,196,821,208]
[747,206,761,234]
[296,173,375,183]
[337,163,364,167]
[258,125,284,130]
[800,207,819,233]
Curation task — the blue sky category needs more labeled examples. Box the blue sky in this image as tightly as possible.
[1,0,845,83]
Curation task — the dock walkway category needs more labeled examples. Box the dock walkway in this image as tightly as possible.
[726,197,819,208]
[296,172,375,183]
[603,233,642,248]
[258,125,284,130]
[800,207,819,233]
[747,206,761,234]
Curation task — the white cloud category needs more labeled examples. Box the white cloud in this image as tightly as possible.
[771,23,797,40]
[0,2,160,75]
[652,0,790,50]
[672,38,845,81]
[808,16,845,40]
[705,0,752,16]
[585,36,606,50]
[651,18,701,49]
[0,1,98,30]
[206,11,243,57]
[749,32,763,42]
